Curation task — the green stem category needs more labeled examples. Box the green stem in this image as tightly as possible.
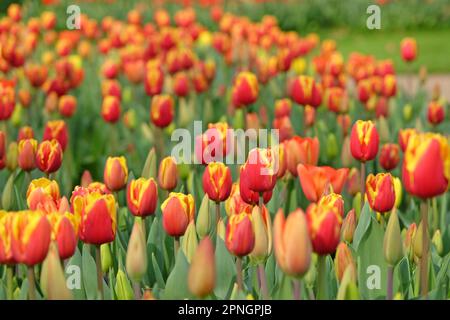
[257,264,269,300]
[317,255,328,300]
[432,197,438,234]
[6,265,14,300]
[236,257,243,291]
[27,266,36,300]
[174,237,180,256]
[420,200,429,299]
[292,279,301,300]
[215,202,221,228]
[95,245,104,300]
[387,265,394,300]
[360,162,366,210]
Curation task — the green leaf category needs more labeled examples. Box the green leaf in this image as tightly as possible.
[82,244,99,300]
[151,253,166,288]
[214,237,236,299]
[163,250,190,299]
[65,247,86,299]
[394,257,412,298]
[353,203,371,251]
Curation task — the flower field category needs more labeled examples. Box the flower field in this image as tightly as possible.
[0,0,449,301]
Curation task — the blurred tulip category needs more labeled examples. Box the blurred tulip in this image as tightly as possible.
[58,95,77,117]
[402,133,449,198]
[47,212,78,260]
[241,148,277,193]
[250,205,272,262]
[18,138,38,171]
[289,75,322,108]
[334,242,356,283]
[161,193,195,237]
[366,173,396,213]
[341,209,356,243]
[18,126,34,141]
[104,156,128,192]
[27,178,60,209]
[403,222,416,262]
[400,38,417,62]
[379,143,400,171]
[43,120,68,151]
[36,140,63,174]
[274,99,292,118]
[225,212,255,257]
[158,156,178,191]
[188,236,215,298]
[150,94,174,128]
[127,178,158,217]
[202,162,232,202]
[6,142,17,171]
[285,136,320,176]
[0,80,16,120]
[232,71,259,107]
[398,128,417,152]
[273,208,311,277]
[126,220,147,282]
[427,100,445,125]
[101,95,121,123]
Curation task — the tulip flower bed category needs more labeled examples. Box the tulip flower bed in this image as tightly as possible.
[0,1,449,302]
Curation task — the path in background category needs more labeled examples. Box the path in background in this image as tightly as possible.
[397,74,450,101]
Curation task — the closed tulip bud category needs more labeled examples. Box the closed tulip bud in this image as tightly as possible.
[2,174,15,210]
[427,100,445,125]
[273,116,294,142]
[273,209,311,277]
[379,143,400,171]
[341,209,356,243]
[181,220,198,263]
[250,205,272,262]
[334,242,356,283]
[353,193,362,219]
[226,212,255,257]
[325,87,348,114]
[43,120,68,151]
[401,38,417,62]
[285,136,320,176]
[73,192,116,245]
[11,211,51,266]
[340,136,353,168]
[0,80,16,121]
[350,120,379,162]
[126,220,148,282]
[326,133,338,159]
[188,236,216,298]
[173,72,190,97]
[432,230,443,256]
[104,156,128,192]
[304,105,316,127]
[413,221,424,259]
[336,267,359,300]
[306,201,342,255]
[161,193,195,237]
[402,133,449,198]
[289,75,322,108]
[6,142,18,171]
[346,168,360,196]
[101,95,121,123]
[58,95,77,118]
[158,156,178,191]
[366,173,396,213]
[217,218,226,240]
[403,104,413,121]
[141,148,157,179]
[101,243,113,273]
[115,269,134,300]
[80,170,93,187]
[123,109,136,130]
[127,178,158,217]
[40,242,73,300]
[232,71,259,107]
[36,140,63,174]
[196,194,212,238]
[403,222,416,262]
[202,162,232,203]
[18,138,37,171]
[383,209,403,266]
[150,94,174,128]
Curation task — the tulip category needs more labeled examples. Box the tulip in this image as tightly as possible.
[0,213,15,265]
[115,268,134,300]
[0,80,15,121]
[427,100,445,125]
[379,143,400,171]
[73,191,117,245]
[384,209,403,299]
[181,220,198,263]
[273,208,311,277]
[239,166,273,206]
[144,65,164,96]
[398,128,417,152]
[6,142,18,171]
[158,156,178,191]
[346,168,361,196]
[40,243,73,300]
[101,79,122,99]
[304,105,316,128]
[334,242,356,283]
[58,94,77,117]
[285,136,319,176]
[195,122,231,164]
[101,95,121,123]
[431,230,443,256]
[202,162,232,203]
[366,173,396,214]
[289,75,322,108]
[42,120,69,151]
[18,138,38,171]
[36,140,63,174]
[232,71,259,107]
[225,212,255,257]
[337,114,351,137]
[350,120,379,162]
[241,148,277,195]
[403,222,416,262]
[18,126,34,141]
[188,236,216,298]
[274,98,292,118]
[161,193,195,238]
[273,116,294,142]
[103,156,128,192]
[341,209,356,243]
[401,37,417,62]
[127,178,158,218]
[47,212,78,260]
[126,220,147,282]
[225,183,254,216]
[150,94,174,128]
[325,87,348,114]
[297,164,349,202]
[402,133,449,199]
[173,72,190,97]
[250,205,272,262]
[27,178,60,209]
[318,193,345,217]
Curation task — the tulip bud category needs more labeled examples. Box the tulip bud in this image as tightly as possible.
[81,170,93,187]
[217,218,226,240]
[432,230,443,256]
[400,37,417,62]
[104,156,128,191]
[188,236,216,298]
[115,268,134,300]
[403,104,413,121]
[6,142,18,171]
[341,209,356,243]
[232,71,259,108]
[101,96,121,123]
[353,193,362,219]
[403,222,417,262]
[196,194,212,238]
[334,242,356,283]
[250,206,272,263]
[181,220,198,263]
[158,156,178,191]
[340,136,353,168]
[42,120,69,151]
[326,133,338,159]
[40,242,73,300]
[379,143,400,171]
[123,109,136,130]
[336,266,359,300]
[58,95,77,118]
[383,209,403,266]
[2,174,15,210]
[18,138,37,171]
[141,148,156,179]
[150,94,174,128]
[101,243,113,273]
[126,220,148,282]
[161,193,195,237]
[393,177,402,208]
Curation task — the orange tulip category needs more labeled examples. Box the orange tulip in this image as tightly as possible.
[158,156,178,191]
[289,75,322,108]
[366,173,396,213]
[0,79,15,121]
[17,126,34,141]
[58,94,77,118]
[47,211,79,260]
[101,95,121,124]
[161,193,195,237]
[398,128,417,152]
[18,138,38,171]
[225,183,253,217]
[273,208,312,277]
[0,212,15,264]
[43,120,68,151]
[379,143,400,171]
[150,94,174,128]
[225,212,255,257]
[285,136,319,176]
[126,178,158,217]
[36,140,63,174]
[427,100,445,125]
[103,156,128,192]
[232,71,259,108]
[202,162,232,202]
[27,178,60,209]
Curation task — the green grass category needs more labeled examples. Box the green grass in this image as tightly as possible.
[321,29,450,73]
